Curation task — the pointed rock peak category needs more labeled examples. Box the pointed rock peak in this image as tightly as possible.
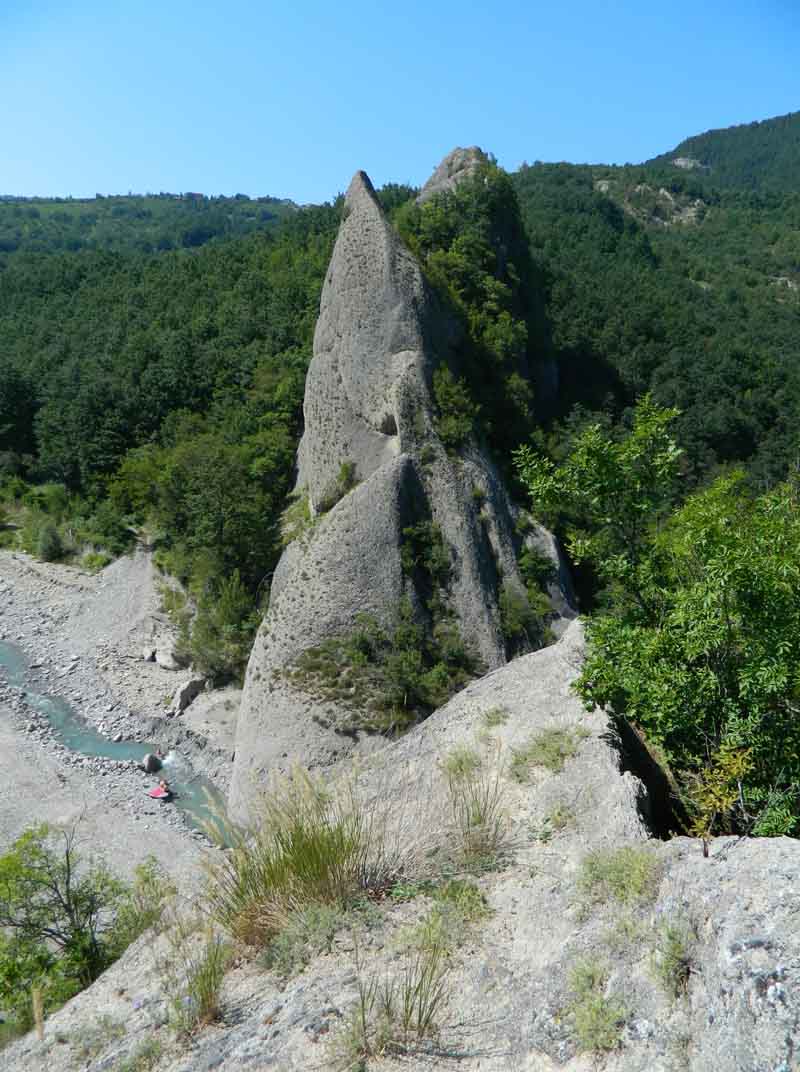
[345,169,381,212]
[418,146,489,203]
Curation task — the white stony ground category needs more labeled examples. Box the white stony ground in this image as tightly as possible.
[0,547,237,883]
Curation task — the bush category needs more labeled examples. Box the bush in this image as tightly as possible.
[652,919,696,998]
[36,520,64,561]
[0,826,171,1034]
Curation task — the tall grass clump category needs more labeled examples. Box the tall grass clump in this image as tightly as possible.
[329,941,450,1068]
[204,769,392,947]
[445,758,507,872]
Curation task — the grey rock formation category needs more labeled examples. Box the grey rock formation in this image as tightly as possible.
[141,752,162,773]
[417,145,488,203]
[230,158,574,820]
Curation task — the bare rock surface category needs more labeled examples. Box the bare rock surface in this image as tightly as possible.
[7,622,796,1072]
[417,145,488,202]
[230,157,574,819]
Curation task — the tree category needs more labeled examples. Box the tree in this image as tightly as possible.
[516,400,800,836]
[514,394,682,615]
[0,824,123,994]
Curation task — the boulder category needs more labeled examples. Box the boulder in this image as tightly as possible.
[155,647,179,671]
[141,646,156,662]
[141,752,161,774]
[170,677,205,715]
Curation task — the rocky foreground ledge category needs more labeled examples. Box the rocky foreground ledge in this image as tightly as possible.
[5,622,798,1072]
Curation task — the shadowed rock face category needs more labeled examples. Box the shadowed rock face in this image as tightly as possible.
[229,156,575,820]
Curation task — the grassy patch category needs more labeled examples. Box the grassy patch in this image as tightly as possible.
[530,802,576,842]
[652,919,696,998]
[602,912,648,955]
[280,489,316,547]
[71,1015,126,1061]
[510,726,589,781]
[441,746,482,780]
[579,846,659,908]
[482,706,509,728]
[567,959,627,1054]
[113,1038,164,1072]
[259,903,346,982]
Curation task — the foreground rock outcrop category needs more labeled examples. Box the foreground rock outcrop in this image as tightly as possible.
[8,622,797,1072]
[230,155,574,819]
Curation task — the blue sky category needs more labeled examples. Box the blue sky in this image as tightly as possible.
[1,1,797,202]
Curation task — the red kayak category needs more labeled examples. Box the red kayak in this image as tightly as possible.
[148,786,170,799]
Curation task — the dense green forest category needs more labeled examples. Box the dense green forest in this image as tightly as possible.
[0,193,297,256]
[2,114,800,830]
[647,109,800,193]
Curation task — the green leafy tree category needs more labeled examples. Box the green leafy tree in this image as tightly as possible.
[0,825,123,998]
[516,400,800,836]
[514,394,682,613]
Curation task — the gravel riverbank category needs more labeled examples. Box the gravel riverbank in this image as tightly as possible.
[0,547,235,880]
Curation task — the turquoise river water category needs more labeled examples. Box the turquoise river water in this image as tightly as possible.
[0,639,227,838]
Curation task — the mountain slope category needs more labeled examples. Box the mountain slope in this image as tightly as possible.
[647,110,800,193]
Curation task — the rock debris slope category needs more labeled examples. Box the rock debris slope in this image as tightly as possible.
[229,158,574,819]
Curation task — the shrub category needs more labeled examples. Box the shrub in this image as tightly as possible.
[579,846,659,908]
[107,856,176,959]
[567,958,627,1053]
[36,519,64,561]
[510,726,589,781]
[652,919,696,998]
[287,600,477,732]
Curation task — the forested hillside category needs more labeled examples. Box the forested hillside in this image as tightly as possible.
[647,109,800,193]
[513,162,800,486]
[0,193,297,256]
